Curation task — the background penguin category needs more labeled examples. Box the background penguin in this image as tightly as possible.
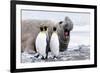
[35,26,47,59]
[50,27,60,58]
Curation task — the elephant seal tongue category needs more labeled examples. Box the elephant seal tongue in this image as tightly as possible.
[64,32,68,39]
[64,32,68,36]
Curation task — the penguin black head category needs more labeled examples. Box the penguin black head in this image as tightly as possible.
[40,27,43,31]
[44,26,47,31]
[53,27,57,31]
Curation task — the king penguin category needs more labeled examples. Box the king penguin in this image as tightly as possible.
[35,26,47,59]
[50,26,60,58]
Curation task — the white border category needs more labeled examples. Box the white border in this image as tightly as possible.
[16,4,94,69]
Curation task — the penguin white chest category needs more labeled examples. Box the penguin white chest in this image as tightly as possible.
[50,32,59,57]
[35,32,47,58]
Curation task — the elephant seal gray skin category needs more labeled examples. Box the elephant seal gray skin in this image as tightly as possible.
[57,16,73,51]
[21,19,54,53]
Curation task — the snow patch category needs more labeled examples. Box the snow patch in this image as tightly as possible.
[21,45,90,63]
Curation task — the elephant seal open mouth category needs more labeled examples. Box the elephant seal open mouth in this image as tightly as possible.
[64,29,69,39]
[58,16,73,51]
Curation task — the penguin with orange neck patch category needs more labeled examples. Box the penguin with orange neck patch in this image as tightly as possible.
[50,26,60,59]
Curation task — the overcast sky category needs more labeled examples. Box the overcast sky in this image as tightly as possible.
[22,10,90,26]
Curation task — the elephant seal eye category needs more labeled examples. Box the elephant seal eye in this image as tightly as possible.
[59,21,63,24]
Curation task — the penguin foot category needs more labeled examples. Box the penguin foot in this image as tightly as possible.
[53,56,58,59]
[45,55,48,59]
[53,56,61,60]
[41,56,45,60]
[34,53,40,58]
[34,53,47,60]
[41,56,48,60]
